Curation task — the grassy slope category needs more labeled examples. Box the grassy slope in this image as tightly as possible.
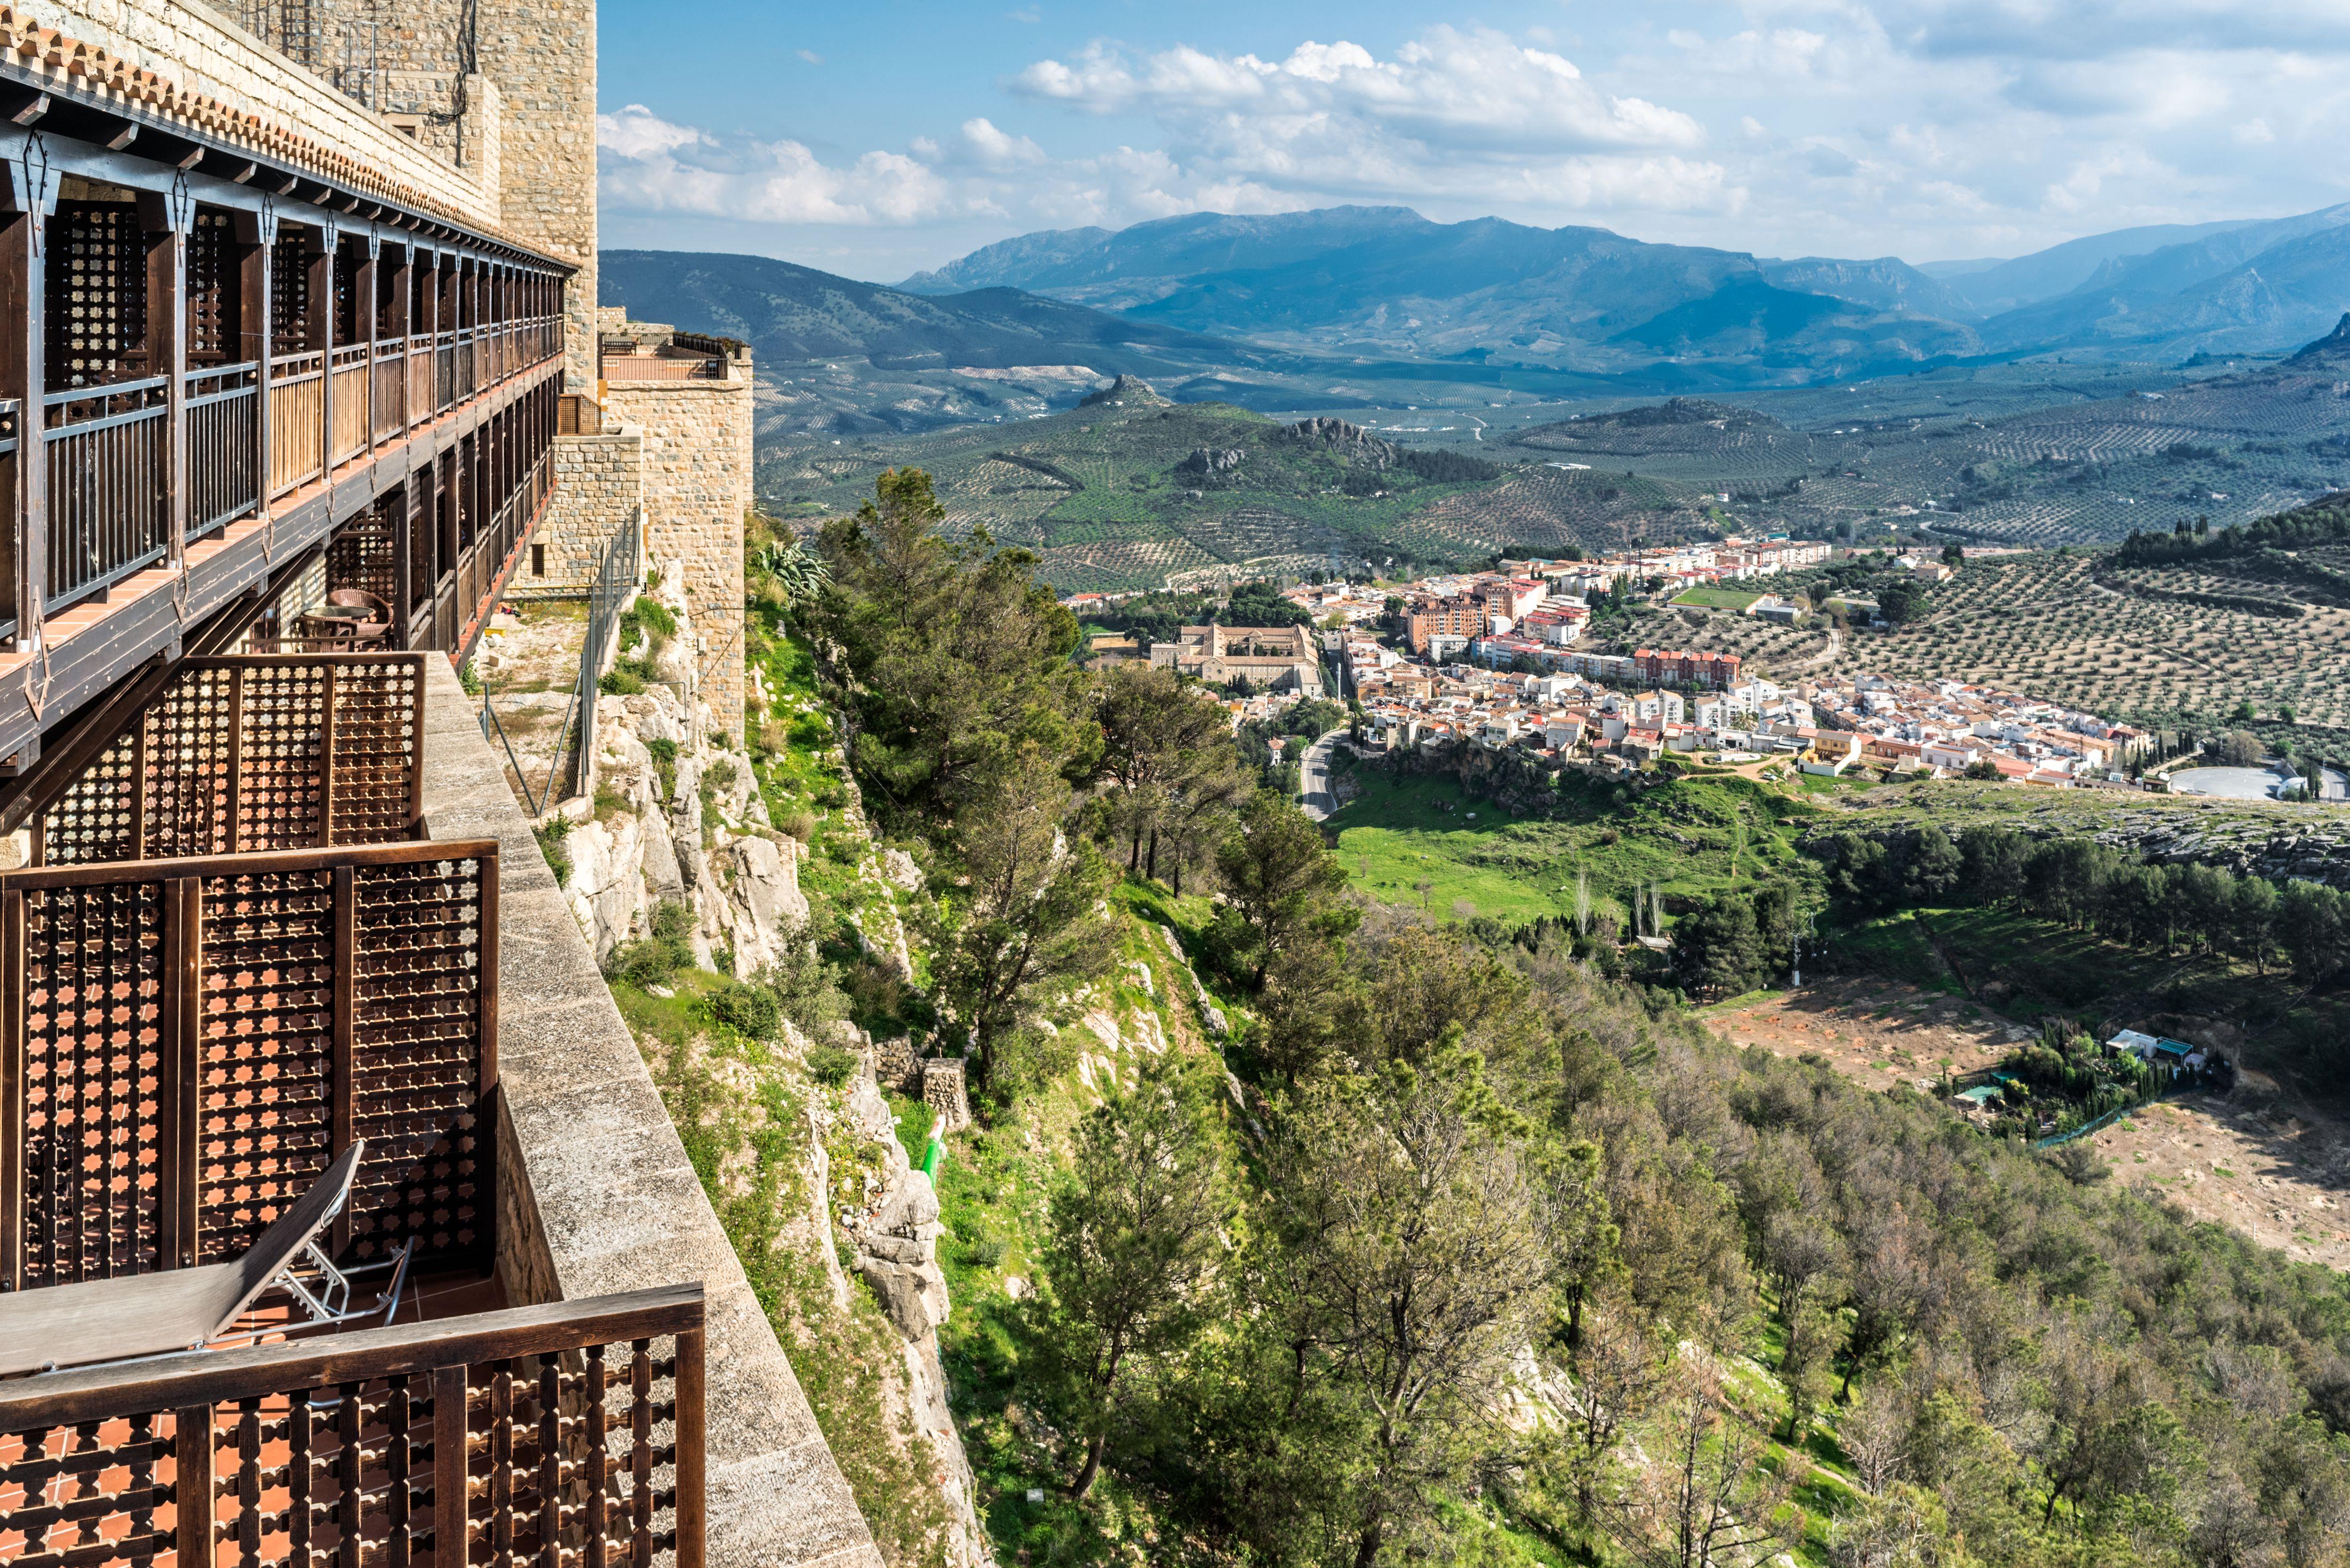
[1331,769,1818,926]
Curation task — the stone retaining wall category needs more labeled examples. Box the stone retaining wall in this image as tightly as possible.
[417,654,883,1568]
[514,428,644,596]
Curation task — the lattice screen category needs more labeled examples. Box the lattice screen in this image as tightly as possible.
[0,1300,697,1568]
[45,202,149,391]
[36,655,425,866]
[187,209,240,366]
[270,228,314,349]
[326,496,400,613]
[1,841,496,1288]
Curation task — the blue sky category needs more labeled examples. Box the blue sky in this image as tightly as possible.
[597,1,2350,282]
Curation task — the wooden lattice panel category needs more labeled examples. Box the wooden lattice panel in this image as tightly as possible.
[233,663,329,853]
[193,862,334,1263]
[39,656,425,867]
[1,840,497,1287]
[187,209,240,366]
[0,1407,182,1566]
[326,500,400,615]
[0,1288,703,1568]
[270,229,313,350]
[346,853,490,1264]
[15,880,167,1287]
[46,202,148,391]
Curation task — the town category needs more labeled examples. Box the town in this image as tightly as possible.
[1075,536,2155,788]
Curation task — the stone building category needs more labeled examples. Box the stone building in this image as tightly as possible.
[1152,622,1326,695]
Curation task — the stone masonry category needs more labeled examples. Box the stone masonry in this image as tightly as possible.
[602,326,754,747]
[516,428,646,597]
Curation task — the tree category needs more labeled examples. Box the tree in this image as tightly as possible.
[1092,663,1249,880]
[1029,1050,1233,1498]
[1612,1362,1798,1568]
[1211,790,1357,990]
[2208,729,2265,768]
[933,752,1113,1088]
[1673,895,1763,999]
[1261,1048,1563,1568]
[813,469,1087,828]
[2280,880,2349,985]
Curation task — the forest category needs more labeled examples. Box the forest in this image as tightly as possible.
[799,469,2350,1568]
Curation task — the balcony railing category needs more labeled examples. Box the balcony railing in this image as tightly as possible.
[269,349,327,498]
[185,361,259,540]
[330,342,371,465]
[372,341,405,442]
[0,1282,706,1568]
[435,329,459,413]
[44,379,170,611]
[408,333,433,429]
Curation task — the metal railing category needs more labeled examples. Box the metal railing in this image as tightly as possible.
[483,506,639,814]
[0,1283,706,1568]
[184,361,258,539]
[44,378,170,610]
[268,348,326,497]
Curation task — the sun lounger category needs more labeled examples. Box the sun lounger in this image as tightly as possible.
[0,1141,412,1376]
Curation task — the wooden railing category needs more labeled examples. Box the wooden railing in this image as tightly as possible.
[268,350,326,498]
[372,343,405,443]
[43,379,170,611]
[184,361,259,540]
[0,1283,705,1568]
[330,344,371,466]
[434,330,459,414]
[407,334,433,429]
[0,837,498,1288]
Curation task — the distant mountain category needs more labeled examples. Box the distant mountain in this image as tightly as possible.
[1926,218,2265,315]
[598,250,1252,374]
[1979,206,2350,355]
[1760,256,1982,320]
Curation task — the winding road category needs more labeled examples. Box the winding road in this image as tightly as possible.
[1300,728,1351,822]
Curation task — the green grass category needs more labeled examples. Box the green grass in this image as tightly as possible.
[1671,585,1763,611]
[1330,768,1820,927]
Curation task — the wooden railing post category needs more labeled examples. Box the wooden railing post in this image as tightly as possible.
[310,221,334,486]
[432,1364,469,1563]
[145,177,193,571]
[330,862,354,1255]
[358,230,379,450]
[7,139,54,656]
[159,875,201,1269]
[319,662,338,846]
[675,1326,706,1568]
[173,1403,217,1566]
[478,842,499,1088]
[0,887,21,1290]
[247,201,276,526]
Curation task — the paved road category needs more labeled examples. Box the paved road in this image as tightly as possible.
[1300,728,1351,821]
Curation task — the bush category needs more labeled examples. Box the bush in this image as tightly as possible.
[806,1043,859,1086]
[709,981,783,1039]
[780,810,818,844]
[605,900,696,988]
[532,817,573,889]
[599,667,645,697]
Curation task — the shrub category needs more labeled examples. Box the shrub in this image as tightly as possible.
[599,667,645,697]
[709,981,783,1040]
[605,900,696,988]
[806,1043,859,1086]
[532,817,573,889]
[780,810,818,844]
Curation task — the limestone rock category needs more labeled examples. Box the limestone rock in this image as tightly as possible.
[880,847,924,892]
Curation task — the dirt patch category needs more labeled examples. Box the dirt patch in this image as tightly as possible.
[475,600,591,804]
[1702,976,2027,1093]
[2094,1097,2350,1270]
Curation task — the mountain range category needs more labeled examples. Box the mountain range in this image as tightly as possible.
[898,202,2350,371]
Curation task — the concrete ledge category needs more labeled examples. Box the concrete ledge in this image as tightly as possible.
[417,655,883,1568]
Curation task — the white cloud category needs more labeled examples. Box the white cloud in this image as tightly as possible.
[596,108,982,226]
[796,49,822,66]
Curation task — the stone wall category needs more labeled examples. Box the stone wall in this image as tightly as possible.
[471,0,597,389]
[416,654,885,1568]
[33,0,500,225]
[516,428,644,597]
[604,366,753,746]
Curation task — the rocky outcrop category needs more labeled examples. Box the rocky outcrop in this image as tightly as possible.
[1276,415,1400,467]
[1078,373,1166,408]
[1175,445,1247,478]
[835,1069,988,1567]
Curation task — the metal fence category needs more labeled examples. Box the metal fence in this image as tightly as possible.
[480,508,641,814]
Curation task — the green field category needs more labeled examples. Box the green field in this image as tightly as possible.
[1329,769,1816,925]
[1670,584,1763,611]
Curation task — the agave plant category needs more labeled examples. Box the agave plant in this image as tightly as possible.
[756,534,831,606]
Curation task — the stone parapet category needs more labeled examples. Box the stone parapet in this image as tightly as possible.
[416,655,883,1568]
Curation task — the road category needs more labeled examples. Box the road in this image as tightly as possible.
[1300,728,1351,822]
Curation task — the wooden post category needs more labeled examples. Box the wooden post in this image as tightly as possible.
[0,888,21,1290]
[674,1326,706,1568]
[477,842,498,1089]
[246,201,274,522]
[145,179,193,571]
[357,230,378,450]
[173,1404,217,1567]
[310,221,334,481]
[390,236,412,433]
[319,662,338,846]
[4,140,54,653]
[431,1364,469,1563]
[329,861,354,1255]
[159,876,200,1268]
